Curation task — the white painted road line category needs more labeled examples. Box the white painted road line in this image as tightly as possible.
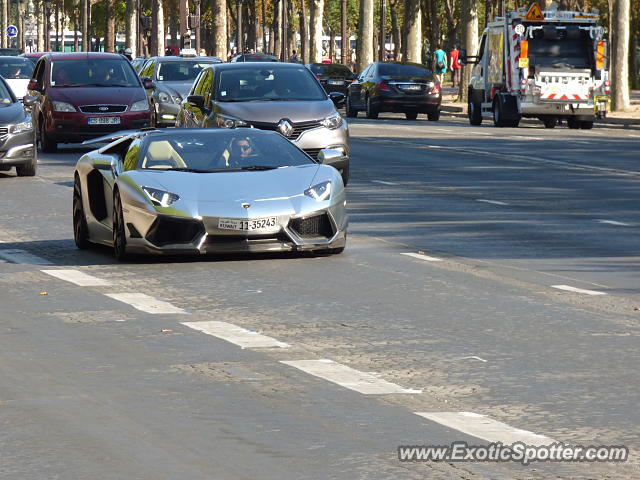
[597,219,631,227]
[401,252,442,262]
[0,249,53,265]
[181,321,289,349]
[281,359,422,395]
[551,285,607,296]
[476,199,510,206]
[371,180,399,186]
[415,412,554,446]
[41,269,114,287]
[105,293,190,314]
[436,128,454,133]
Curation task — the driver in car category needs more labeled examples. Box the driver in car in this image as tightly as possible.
[226,137,256,167]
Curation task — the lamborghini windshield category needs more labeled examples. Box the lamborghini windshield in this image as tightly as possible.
[137,131,316,172]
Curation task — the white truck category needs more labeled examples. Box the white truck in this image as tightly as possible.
[467,3,609,129]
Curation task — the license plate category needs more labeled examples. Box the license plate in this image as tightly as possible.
[328,80,344,85]
[88,116,121,125]
[218,217,278,231]
[400,84,422,91]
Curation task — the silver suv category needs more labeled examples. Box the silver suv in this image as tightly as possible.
[176,62,350,184]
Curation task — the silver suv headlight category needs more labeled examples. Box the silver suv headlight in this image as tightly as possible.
[131,99,150,111]
[320,113,343,130]
[304,181,332,202]
[158,92,173,104]
[52,101,76,112]
[214,113,249,129]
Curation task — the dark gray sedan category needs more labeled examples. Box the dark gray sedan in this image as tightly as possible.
[138,56,223,127]
[0,76,36,176]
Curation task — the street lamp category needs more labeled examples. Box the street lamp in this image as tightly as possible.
[236,0,243,53]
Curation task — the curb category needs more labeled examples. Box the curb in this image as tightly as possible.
[440,103,640,129]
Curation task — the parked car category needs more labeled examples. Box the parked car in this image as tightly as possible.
[306,63,356,98]
[0,76,36,176]
[230,53,278,62]
[0,56,35,99]
[27,52,153,153]
[346,61,442,121]
[138,55,223,127]
[176,62,350,184]
[74,129,347,259]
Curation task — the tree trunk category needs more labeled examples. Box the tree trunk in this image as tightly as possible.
[611,0,630,110]
[357,0,374,70]
[629,8,638,90]
[126,0,137,56]
[459,0,478,101]
[287,0,296,59]
[341,0,348,65]
[390,0,400,60]
[309,0,324,63]
[404,0,421,63]
[1,0,7,48]
[273,0,282,58]
[261,0,267,51]
[152,0,165,56]
[211,0,227,58]
[299,0,309,62]
[105,0,116,52]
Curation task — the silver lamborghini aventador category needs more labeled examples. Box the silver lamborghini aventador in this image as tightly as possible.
[73,128,347,260]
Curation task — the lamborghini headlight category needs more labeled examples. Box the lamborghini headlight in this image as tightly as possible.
[304,181,332,202]
[142,186,180,207]
[52,100,76,112]
[10,118,33,133]
[214,113,249,129]
[131,99,150,111]
[320,112,343,130]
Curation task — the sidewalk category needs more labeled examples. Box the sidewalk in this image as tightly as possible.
[440,87,640,128]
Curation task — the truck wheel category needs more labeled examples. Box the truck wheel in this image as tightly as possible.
[493,100,506,127]
[365,96,379,119]
[567,118,581,129]
[580,121,594,130]
[468,101,482,125]
[542,117,557,129]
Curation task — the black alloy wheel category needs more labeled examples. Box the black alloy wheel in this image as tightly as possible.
[113,190,128,261]
[365,96,379,119]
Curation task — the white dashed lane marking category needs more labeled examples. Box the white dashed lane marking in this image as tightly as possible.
[281,359,422,395]
[105,293,190,314]
[597,219,631,227]
[415,412,554,446]
[476,199,509,206]
[371,180,399,186]
[0,249,53,265]
[551,285,607,296]
[401,252,442,262]
[41,269,114,287]
[181,321,289,349]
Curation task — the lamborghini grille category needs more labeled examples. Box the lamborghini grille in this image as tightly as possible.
[145,216,204,246]
[289,213,334,239]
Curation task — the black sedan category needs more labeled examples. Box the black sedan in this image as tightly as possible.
[230,53,278,62]
[345,62,442,121]
[306,63,356,97]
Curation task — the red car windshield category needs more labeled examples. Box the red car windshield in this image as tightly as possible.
[50,59,140,87]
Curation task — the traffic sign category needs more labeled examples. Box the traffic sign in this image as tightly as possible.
[7,25,18,38]
[525,3,545,21]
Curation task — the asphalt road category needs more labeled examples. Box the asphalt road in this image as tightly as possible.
[0,115,638,479]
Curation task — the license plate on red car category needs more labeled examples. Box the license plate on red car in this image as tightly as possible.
[88,117,121,125]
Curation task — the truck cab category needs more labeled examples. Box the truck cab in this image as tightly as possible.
[468,4,608,129]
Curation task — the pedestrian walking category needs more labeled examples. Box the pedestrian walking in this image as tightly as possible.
[449,44,462,87]
[289,50,300,63]
[433,44,447,85]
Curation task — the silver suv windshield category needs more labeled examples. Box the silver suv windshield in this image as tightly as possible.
[216,66,327,102]
[156,61,217,82]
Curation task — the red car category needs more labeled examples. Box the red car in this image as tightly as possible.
[28,52,153,152]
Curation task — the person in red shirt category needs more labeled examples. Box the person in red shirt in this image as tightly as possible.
[449,44,462,88]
